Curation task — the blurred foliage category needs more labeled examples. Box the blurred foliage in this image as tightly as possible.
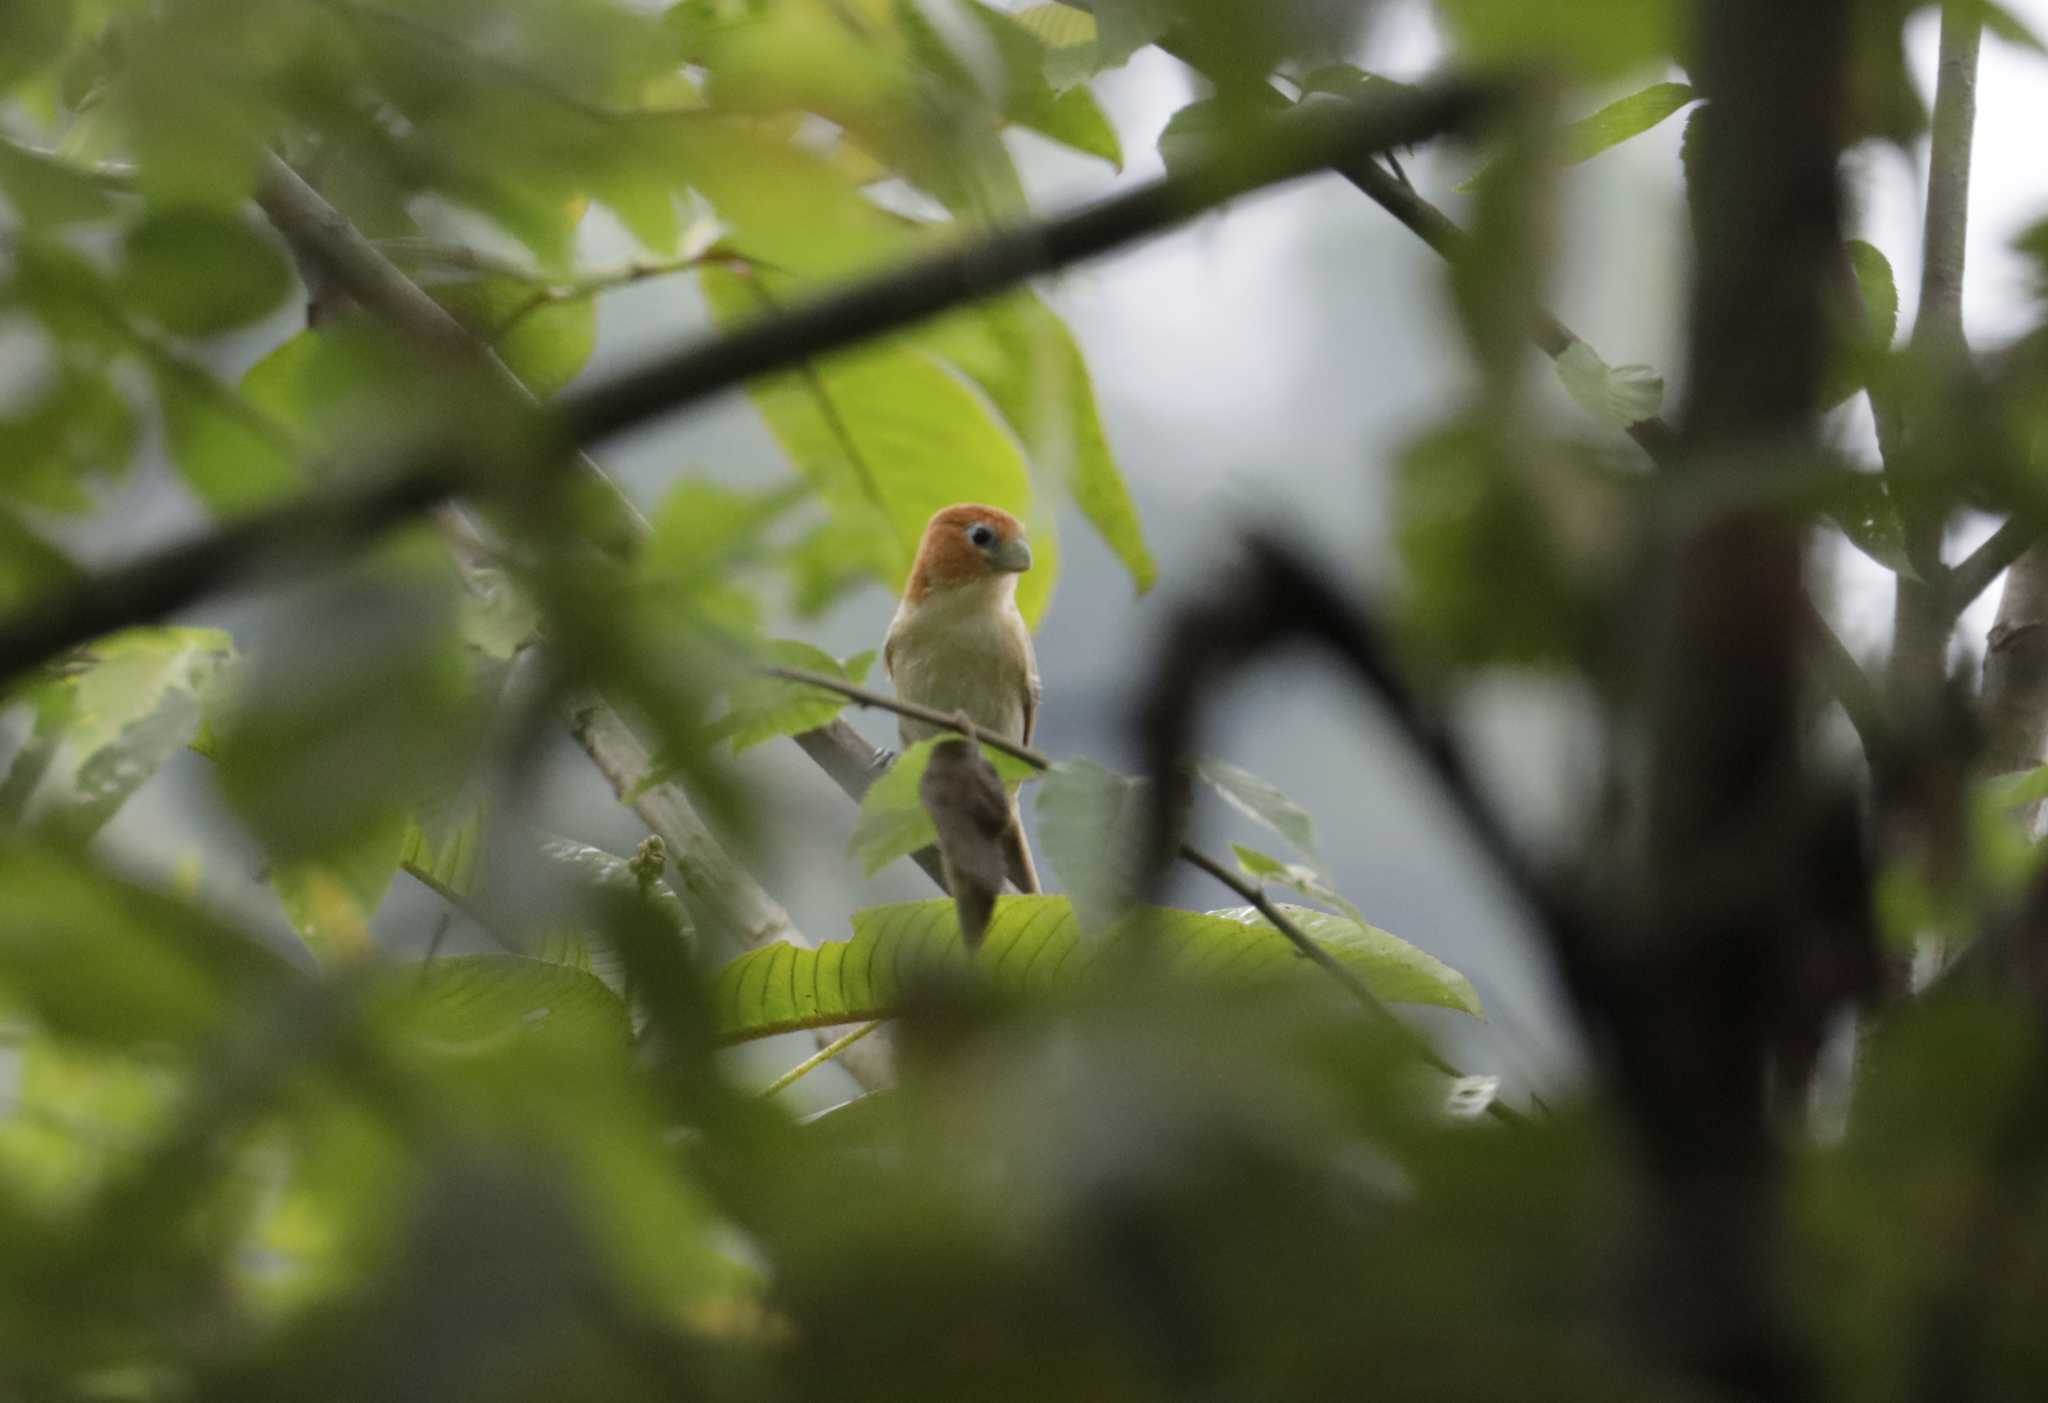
[4,0,2048,1399]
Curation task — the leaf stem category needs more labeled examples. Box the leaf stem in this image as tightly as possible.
[758,1021,883,1098]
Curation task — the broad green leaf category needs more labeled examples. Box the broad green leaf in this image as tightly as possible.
[921,296,1155,592]
[1197,759,1320,860]
[215,566,482,864]
[427,275,598,399]
[383,955,633,1052]
[1156,90,1288,175]
[1458,81,1695,190]
[0,1036,179,1212]
[1209,903,1483,1016]
[120,208,293,336]
[0,141,113,225]
[1011,2,1103,87]
[0,364,140,513]
[702,265,1058,623]
[0,841,293,1049]
[1394,421,1579,666]
[1554,339,1665,427]
[851,737,1039,877]
[16,627,235,842]
[401,786,490,900]
[1980,763,2048,814]
[1091,0,1176,69]
[709,639,875,753]
[155,362,303,515]
[1978,0,2047,52]
[710,894,1481,1040]
[1435,0,1679,81]
[0,509,76,612]
[273,811,408,966]
[643,477,808,595]
[958,0,1121,167]
[673,124,915,283]
[0,0,72,96]
[1035,758,1149,933]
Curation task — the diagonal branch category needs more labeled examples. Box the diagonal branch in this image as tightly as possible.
[0,78,1488,683]
[762,665,1523,1123]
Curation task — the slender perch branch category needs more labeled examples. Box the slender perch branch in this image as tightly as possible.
[760,666,1521,1122]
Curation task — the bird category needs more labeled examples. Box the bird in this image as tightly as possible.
[884,503,1042,895]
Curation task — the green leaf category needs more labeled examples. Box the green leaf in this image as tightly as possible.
[710,893,1480,1040]
[1034,758,1149,933]
[1821,239,1902,409]
[401,786,490,900]
[0,0,73,96]
[958,0,1122,167]
[155,362,303,516]
[1554,339,1665,427]
[1197,760,1320,860]
[1156,90,1288,175]
[272,811,408,967]
[1011,3,1101,87]
[920,296,1154,592]
[709,639,876,753]
[16,627,235,842]
[702,265,1059,624]
[215,567,481,864]
[642,477,807,594]
[1233,842,1356,917]
[1978,0,2047,53]
[534,834,692,946]
[1394,421,1579,666]
[383,955,633,1052]
[0,509,76,613]
[0,841,292,1050]
[850,737,1039,877]
[120,208,293,336]
[0,365,141,513]
[1090,0,1175,69]
[0,141,112,225]
[1458,81,1695,191]
[426,276,598,400]
[1821,472,1914,578]
[1436,0,1679,81]
[1208,903,1483,1016]
[1980,764,2048,814]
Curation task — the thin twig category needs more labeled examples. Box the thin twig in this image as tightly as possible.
[761,665,1523,1123]
[758,1021,883,1098]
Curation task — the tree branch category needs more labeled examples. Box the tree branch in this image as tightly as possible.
[0,78,1487,685]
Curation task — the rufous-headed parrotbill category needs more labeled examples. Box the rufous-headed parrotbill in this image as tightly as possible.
[884,504,1041,894]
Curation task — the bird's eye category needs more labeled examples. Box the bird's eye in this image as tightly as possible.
[968,523,995,548]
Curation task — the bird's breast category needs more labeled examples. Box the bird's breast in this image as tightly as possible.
[886,596,1031,744]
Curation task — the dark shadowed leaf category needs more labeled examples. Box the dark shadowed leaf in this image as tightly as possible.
[120,208,293,336]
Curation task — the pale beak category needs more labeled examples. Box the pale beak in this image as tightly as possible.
[990,536,1033,573]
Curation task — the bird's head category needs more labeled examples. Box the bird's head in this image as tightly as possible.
[904,504,1033,603]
